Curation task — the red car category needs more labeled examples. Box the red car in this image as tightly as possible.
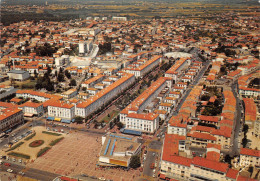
[4,163,11,166]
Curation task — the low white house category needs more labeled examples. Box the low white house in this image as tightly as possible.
[7,70,30,81]
[19,102,44,117]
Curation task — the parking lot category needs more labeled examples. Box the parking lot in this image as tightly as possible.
[27,131,141,181]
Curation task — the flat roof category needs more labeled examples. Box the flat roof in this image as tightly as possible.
[8,70,28,74]
[100,133,141,162]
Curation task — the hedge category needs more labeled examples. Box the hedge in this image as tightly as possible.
[42,131,61,136]
[24,132,36,141]
[7,142,24,152]
[37,147,51,157]
[49,137,64,146]
[8,152,30,159]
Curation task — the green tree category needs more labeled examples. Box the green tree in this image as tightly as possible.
[47,65,52,75]
[34,70,38,78]
[242,136,248,148]
[116,122,124,129]
[65,70,71,79]
[109,121,114,129]
[243,124,249,134]
[224,155,232,166]
[248,166,254,177]
[69,79,76,86]
[129,155,141,169]
[57,72,65,82]
[74,116,84,124]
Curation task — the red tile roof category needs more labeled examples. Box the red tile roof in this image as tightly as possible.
[77,74,134,108]
[0,108,23,121]
[162,134,186,156]
[127,113,159,121]
[243,98,257,122]
[207,143,221,150]
[206,151,220,162]
[121,77,167,114]
[240,148,260,157]
[189,132,216,141]
[162,155,192,167]
[199,115,219,123]
[192,157,229,173]
[237,175,257,181]
[226,168,239,179]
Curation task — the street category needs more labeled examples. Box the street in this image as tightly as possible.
[230,80,243,156]
[0,160,59,181]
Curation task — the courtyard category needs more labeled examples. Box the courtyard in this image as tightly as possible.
[27,131,141,181]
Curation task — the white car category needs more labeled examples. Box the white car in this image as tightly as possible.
[7,169,13,173]
[19,171,25,175]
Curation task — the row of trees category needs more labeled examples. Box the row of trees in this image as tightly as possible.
[35,70,54,91]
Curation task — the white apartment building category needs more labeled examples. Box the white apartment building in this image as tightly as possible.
[47,101,75,120]
[167,116,187,136]
[0,108,24,132]
[124,55,162,78]
[120,77,168,125]
[160,155,232,181]
[240,148,260,167]
[0,85,16,100]
[61,89,77,99]
[165,58,190,82]
[189,157,229,181]
[239,87,260,98]
[76,74,135,118]
[19,102,44,116]
[125,113,159,133]
[16,90,61,102]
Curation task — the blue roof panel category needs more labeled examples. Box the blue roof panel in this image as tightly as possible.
[123,129,142,136]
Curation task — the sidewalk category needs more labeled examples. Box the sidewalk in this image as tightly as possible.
[0,172,17,181]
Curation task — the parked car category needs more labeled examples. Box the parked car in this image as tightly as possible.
[19,171,25,175]
[7,169,13,173]
[4,163,11,166]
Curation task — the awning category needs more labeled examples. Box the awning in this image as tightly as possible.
[54,118,61,122]
[5,129,12,133]
[122,129,142,136]
[24,113,34,117]
[47,117,54,120]
[160,174,166,179]
[170,179,178,181]
[61,119,71,124]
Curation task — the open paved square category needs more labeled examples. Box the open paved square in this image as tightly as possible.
[27,131,141,181]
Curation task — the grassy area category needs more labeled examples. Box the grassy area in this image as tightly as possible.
[7,142,24,152]
[42,131,61,136]
[24,132,36,141]
[49,137,64,146]
[37,147,51,157]
[20,80,36,89]
[8,152,30,159]
[100,110,120,123]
